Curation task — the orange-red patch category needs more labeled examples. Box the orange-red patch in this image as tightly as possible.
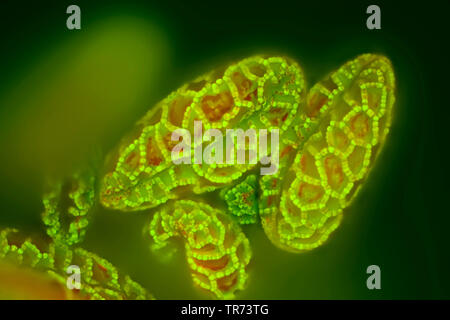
[329,128,349,151]
[280,146,293,158]
[125,151,139,170]
[307,91,328,118]
[169,96,192,127]
[231,72,256,101]
[367,87,382,111]
[350,113,370,138]
[201,91,234,122]
[298,182,324,203]
[324,155,345,190]
[217,272,238,292]
[194,255,229,271]
[163,132,184,154]
[146,138,163,167]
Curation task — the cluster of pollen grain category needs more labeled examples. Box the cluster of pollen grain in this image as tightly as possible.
[220,175,259,224]
[148,200,251,299]
[260,54,395,253]
[0,228,152,300]
[42,169,96,246]
[99,55,305,212]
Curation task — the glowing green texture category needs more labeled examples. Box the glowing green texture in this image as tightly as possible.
[260,54,395,252]
[221,175,259,224]
[99,56,305,211]
[42,169,96,246]
[0,229,152,300]
[148,200,251,299]
[99,55,305,299]
[20,53,394,299]
[94,54,395,298]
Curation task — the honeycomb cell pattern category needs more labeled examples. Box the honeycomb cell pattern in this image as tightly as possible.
[3,54,394,299]
[0,229,152,299]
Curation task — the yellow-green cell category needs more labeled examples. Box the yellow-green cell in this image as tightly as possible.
[261,54,395,253]
[0,229,153,300]
[21,53,395,300]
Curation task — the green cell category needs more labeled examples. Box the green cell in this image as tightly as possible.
[221,175,259,224]
[2,54,395,300]
[0,228,153,300]
[148,200,251,299]
[42,168,96,246]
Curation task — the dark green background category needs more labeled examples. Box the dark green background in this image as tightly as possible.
[0,0,448,299]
